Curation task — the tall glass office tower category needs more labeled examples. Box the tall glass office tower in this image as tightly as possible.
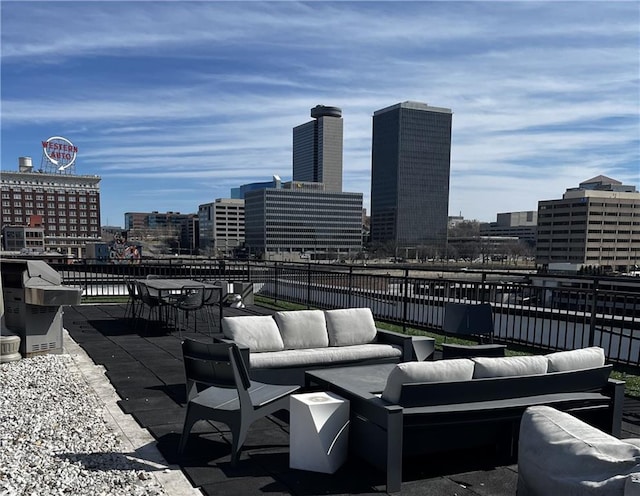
[370,101,452,255]
[293,105,343,192]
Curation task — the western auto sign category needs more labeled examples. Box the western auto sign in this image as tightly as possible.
[42,136,78,171]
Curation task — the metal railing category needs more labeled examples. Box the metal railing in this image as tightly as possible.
[46,258,640,369]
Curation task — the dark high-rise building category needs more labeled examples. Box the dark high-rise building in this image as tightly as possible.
[370,101,452,254]
[293,105,343,192]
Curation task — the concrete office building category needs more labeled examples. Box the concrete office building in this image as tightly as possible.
[536,176,640,272]
[1,157,101,257]
[293,105,343,192]
[198,198,245,257]
[244,181,363,258]
[370,101,452,255]
[480,211,538,246]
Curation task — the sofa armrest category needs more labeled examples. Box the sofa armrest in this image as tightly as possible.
[375,328,414,361]
[605,377,625,437]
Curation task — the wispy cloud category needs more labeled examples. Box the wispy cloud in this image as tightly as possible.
[1,1,638,225]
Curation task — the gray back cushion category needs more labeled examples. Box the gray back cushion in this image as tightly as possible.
[472,355,548,379]
[382,359,475,404]
[546,347,605,372]
[274,310,329,349]
[222,315,284,352]
[325,308,377,346]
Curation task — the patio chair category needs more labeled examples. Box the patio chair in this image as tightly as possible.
[178,339,300,466]
[136,281,163,332]
[124,279,141,322]
[202,285,223,334]
[169,286,206,337]
[441,302,506,359]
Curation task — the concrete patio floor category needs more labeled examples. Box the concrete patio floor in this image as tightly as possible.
[62,303,640,495]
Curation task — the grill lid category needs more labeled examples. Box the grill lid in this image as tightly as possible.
[23,260,62,287]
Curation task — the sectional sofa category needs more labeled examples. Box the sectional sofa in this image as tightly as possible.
[220,307,424,386]
[345,346,624,492]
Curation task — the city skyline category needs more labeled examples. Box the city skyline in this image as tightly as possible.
[1,1,638,228]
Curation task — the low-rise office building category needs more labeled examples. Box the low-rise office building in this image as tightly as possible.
[244,181,363,259]
[480,211,538,246]
[536,176,640,272]
[1,215,45,253]
[198,198,245,257]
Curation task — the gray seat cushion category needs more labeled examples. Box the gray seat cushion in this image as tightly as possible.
[249,343,403,369]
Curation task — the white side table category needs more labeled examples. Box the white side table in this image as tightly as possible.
[289,391,350,474]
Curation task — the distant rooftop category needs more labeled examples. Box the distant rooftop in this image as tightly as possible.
[569,175,637,193]
[374,101,452,116]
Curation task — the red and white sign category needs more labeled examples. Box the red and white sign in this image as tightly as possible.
[42,136,78,171]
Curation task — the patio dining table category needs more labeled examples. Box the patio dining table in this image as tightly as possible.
[135,278,224,331]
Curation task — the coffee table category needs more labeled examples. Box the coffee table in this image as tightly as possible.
[305,364,401,491]
[305,363,395,398]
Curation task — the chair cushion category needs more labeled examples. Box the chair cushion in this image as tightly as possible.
[381,359,475,404]
[222,316,284,352]
[324,308,377,346]
[472,355,548,379]
[546,346,605,372]
[518,405,640,495]
[274,310,329,350]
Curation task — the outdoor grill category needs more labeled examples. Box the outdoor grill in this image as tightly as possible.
[1,259,82,357]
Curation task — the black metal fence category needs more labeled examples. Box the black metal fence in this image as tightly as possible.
[49,258,640,369]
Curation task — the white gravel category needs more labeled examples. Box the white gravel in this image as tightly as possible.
[0,354,168,496]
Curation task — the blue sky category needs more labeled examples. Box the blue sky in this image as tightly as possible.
[2,1,638,228]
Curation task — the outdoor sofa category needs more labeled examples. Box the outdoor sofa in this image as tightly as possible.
[518,405,640,495]
[339,346,624,492]
[219,307,421,386]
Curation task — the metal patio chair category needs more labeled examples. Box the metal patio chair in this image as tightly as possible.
[136,281,164,332]
[124,279,141,322]
[169,286,206,338]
